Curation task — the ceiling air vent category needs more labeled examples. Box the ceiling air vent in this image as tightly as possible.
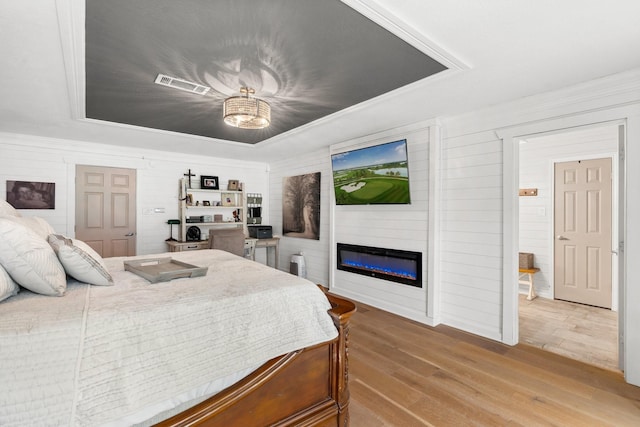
[154,74,210,95]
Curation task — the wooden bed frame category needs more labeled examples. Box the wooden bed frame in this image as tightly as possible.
[157,289,356,427]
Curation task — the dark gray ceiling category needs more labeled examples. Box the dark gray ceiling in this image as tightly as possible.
[85,0,447,144]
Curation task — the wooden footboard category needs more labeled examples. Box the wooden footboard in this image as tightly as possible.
[156,289,356,427]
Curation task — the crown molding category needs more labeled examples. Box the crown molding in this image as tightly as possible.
[341,0,469,71]
[55,0,85,120]
[0,131,267,169]
[442,68,640,139]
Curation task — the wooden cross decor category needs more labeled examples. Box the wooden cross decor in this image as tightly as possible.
[183,169,195,188]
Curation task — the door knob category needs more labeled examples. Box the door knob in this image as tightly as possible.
[556,235,569,240]
[125,232,135,236]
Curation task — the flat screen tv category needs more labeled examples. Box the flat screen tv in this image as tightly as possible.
[331,139,411,205]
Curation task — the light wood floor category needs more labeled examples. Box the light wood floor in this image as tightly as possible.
[519,294,619,371]
[347,302,640,426]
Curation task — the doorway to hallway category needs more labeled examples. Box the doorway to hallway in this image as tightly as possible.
[517,123,620,370]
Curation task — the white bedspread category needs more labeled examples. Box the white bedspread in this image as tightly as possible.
[0,250,338,426]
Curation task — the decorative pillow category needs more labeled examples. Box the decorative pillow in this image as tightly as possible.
[0,199,21,217]
[0,218,66,296]
[0,263,19,302]
[0,215,55,239]
[48,234,113,286]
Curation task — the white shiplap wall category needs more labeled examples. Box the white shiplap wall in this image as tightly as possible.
[439,130,504,340]
[0,139,70,233]
[268,146,332,285]
[519,124,619,300]
[0,133,269,256]
[439,69,640,385]
[328,126,431,323]
[268,123,433,323]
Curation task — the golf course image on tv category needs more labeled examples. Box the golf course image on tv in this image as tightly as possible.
[331,139,411,205]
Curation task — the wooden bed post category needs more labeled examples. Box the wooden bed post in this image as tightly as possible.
[323,288,357,427]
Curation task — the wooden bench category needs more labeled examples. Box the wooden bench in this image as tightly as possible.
[519,267,540,300]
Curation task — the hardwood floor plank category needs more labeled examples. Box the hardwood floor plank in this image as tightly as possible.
[410,341,606,424]
[407,388,505,427]
[350,354,425,408]
[508,391,600,426]
[410,369,547,426]
[504,343,638,400]
[350,379,431,426]
[453,341,640,425]
[347,301,640,426]
[348,397,387,427]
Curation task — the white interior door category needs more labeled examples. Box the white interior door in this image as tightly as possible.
[75,165,136,257]
[554,158,612,308]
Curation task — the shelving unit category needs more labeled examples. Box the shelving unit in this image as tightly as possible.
[177,178,245,244]
[246,193,263,224]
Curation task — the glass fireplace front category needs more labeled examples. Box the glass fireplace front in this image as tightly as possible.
[336,243,422,287]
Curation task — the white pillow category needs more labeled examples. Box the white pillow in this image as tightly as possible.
[0,218,66,296]
[0,215,55,239]
[48,234,113,286]
[0,263,19,302]
[0,199,21,217]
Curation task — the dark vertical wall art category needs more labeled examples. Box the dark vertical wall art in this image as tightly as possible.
[282,172,320,240]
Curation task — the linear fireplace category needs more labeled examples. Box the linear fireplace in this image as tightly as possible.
[336,243,422,287]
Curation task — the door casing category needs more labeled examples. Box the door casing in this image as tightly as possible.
[500,118,624,363]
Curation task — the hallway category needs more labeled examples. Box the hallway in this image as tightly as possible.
[519,294,618,371]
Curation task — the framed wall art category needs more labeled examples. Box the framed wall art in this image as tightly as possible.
[282,172,320,240]
[6,180,55,209]
[200,175,219,190]
[227,179,239,191]
[221,193,234,206]
[331,139,410,205]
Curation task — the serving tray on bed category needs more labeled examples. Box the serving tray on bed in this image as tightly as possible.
[124,257,207,283]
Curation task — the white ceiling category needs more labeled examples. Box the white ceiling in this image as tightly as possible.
[1,0,640,163]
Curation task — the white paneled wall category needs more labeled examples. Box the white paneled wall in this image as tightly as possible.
[519,124,619,300]
[0,140,70,233]
[268,147,332,285]
[329,127,431,323]
[438,70,640,385]
[268,125,432,323]
[439,130,504,340]
[0,134,268,256]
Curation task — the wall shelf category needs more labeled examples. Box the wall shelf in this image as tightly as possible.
[179,178,245,242]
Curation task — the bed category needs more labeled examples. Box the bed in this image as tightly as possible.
[0,210,355,426]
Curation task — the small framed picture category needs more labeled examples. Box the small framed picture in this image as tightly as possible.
[221,193,234,206]
[202,200,211,206]
[200,175,219,190]
[227,179,239,191]
[6,180,55,209]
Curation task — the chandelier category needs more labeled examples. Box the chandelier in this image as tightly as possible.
[223,87,271,129]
